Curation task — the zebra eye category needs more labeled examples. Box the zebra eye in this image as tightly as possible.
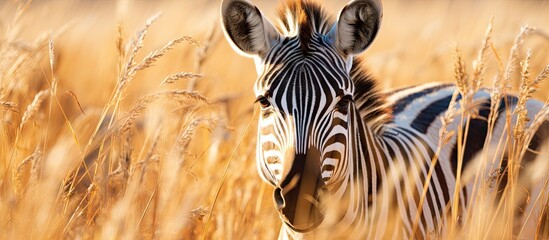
[336,95,352,113]
[256,96,271,109]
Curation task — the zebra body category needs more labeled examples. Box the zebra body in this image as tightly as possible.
[220,0,549,239]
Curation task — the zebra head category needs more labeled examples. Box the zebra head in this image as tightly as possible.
[221,0,381,233]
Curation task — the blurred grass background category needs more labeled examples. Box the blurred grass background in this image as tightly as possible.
[3,0,548,107]
[0,0,548,239]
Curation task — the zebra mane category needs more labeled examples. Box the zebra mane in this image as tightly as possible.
[276,0,334,53]
[351,58,393,129]
[276,0,391,127]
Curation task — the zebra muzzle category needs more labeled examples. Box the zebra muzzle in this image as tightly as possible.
[274,152,328,233]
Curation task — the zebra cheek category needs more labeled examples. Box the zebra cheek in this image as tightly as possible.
[320,114,349,183]
[257,124,284,185]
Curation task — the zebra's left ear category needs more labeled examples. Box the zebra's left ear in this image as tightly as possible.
[328,0,382,56]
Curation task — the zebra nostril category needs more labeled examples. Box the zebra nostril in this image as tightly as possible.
[319,186,329,197]
[274,187,285,210]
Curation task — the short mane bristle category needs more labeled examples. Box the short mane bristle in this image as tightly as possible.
[276,0,334,53]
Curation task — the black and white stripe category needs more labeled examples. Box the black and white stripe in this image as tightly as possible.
[221,0,549,239]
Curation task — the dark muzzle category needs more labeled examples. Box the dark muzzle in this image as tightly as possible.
[274,151,329,232]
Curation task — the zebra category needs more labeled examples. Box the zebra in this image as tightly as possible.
[220,0,549,239]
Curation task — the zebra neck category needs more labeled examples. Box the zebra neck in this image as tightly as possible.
[329,109,390,236]
[353,116,386,196]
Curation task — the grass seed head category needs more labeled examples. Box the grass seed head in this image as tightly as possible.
[20,90,49,128]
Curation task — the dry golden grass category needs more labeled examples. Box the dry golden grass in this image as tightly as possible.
[0,0,548,239]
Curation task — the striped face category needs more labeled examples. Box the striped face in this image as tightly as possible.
[221,0,382,233]
[254,37,353,187]
[253,36,354,231]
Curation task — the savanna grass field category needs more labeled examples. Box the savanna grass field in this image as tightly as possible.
[1,0,549,239]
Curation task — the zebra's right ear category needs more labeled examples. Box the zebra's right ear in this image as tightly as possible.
[328,0,382,57]
[221,0,280,58]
